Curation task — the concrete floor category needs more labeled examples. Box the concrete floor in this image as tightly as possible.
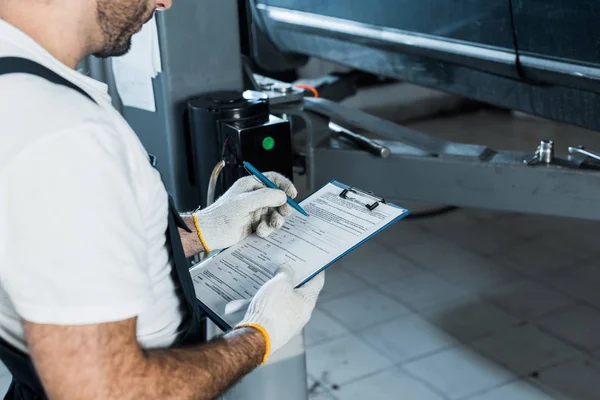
[302,84,600,400]
[3,83,600,399]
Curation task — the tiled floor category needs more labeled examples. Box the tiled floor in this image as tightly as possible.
[305,206,600,400]
[303,89,600,399]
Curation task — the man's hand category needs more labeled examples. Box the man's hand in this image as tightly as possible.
[236,264,325,363]
[193,173,297,251]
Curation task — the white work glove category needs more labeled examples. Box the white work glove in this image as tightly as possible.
[193,173,297,251]
[236,264,325,364]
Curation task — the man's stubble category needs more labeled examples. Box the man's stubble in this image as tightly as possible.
[93,0,154,59]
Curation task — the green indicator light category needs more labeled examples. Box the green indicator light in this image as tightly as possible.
[262,136,275,151]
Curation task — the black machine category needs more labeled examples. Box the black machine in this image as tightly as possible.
[187,90,293,208]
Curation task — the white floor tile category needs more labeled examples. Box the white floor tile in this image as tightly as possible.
[541,264,600,309]
[310,392,337,400]
[591,348,600,363]
[414,208,478,232]
[411,243,482,274]
[334,367,445,400]
[498,235,590,277]
[340,241,383,266]
[318,268,367,304]
[341,245,420,286]
[319,288,411,331]
[487,213,561,241]
[422,297,519,342]
[538,228,599,260]
[402,345,515,400]
[308,374,337,400]
[305,309,350,348]
[466,380,556,400]
[309,373,337,399]
[308,373,316,387]
[484,280,574,319]
[439,222,520,257]
[472,325,580,375]
[306,334,393,386]
[432,253,521,294]
[0,374,10,398]
[534,356,600,400]
[379,272,470,311]
[537,304,600,351]
[357,314,456,364]
[374,223,432,249]
[396,237,464,269]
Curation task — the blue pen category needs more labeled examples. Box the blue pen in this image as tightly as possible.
[243,161,309,217]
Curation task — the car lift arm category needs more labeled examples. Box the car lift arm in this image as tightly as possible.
[267,92,600,222]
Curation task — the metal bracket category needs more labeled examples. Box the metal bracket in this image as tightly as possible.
[252,74,305,105]
[339,187,386,211]
[524,140,555,165]
[303,97,495,161]
[328,122,391,158]
[569,145,600,163]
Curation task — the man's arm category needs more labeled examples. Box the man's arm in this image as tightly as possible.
[24,266,324,400]
[178,216,204,258]
[25,318,265,400]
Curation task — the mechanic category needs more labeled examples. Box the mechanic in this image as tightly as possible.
[0,0,324,399]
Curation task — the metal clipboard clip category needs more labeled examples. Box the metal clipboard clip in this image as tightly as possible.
[339,187,386,211]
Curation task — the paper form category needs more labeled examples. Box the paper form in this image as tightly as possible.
[190,181,409,329]
[112,66,157,112]
[111,15,162,112]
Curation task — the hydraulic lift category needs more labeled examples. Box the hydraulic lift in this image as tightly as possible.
[81,0,600,399]
[302,97,600,222]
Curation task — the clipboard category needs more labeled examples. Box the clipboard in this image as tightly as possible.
[293,180,409,288]
[192,180,410,331]
[339,186,386,211]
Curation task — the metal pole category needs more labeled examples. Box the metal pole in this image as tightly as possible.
[224,333,308,400]
[204,321,308,400]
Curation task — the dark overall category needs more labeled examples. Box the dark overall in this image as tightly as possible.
[0,57,205,399]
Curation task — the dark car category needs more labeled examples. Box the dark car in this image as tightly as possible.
[244,0,600,131]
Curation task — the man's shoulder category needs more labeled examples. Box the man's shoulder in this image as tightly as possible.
[0,74,121,168]
[0,72,105,127]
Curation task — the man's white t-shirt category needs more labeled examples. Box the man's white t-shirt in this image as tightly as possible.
[0,19,185,353]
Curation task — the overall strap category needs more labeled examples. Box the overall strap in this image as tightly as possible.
[0,57,96,103]
[148,157,205,347]
[165,196,206,346]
